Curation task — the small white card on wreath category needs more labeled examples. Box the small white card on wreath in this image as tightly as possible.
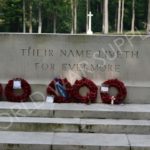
[111,96,116,105]
[46,96,54,103]
[13,80,21,90]
[101,85,109,92]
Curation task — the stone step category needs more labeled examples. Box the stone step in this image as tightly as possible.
[0,131,149,150]
[0,102,150,119]
[0,117,150,134]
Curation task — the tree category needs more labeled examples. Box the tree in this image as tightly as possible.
[23,0,26,33]
[120,0,124,33]
[52,0,58,33]
[102,0,109,34]
[29,0,32,33]
[0,0,23,32]
[131,0,135,33]
[71,0,78,34]
[117,0,125,34]
[117,0,121,33]
[0,0,148,33]
[38,1,42,33]
[86,0,90,33]
[147,0,150,32]
[45,0,71,33]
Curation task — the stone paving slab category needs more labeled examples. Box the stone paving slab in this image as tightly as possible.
[0,131,54,145]
[127,134,150,147]
[53,133,129,146]
[0,117,149,134]
[0,131,149,150]
[0,102,150,112]
[0,131,129,149]
[0,102,150,119]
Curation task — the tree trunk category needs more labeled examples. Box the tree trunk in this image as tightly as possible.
[71,0,74,34]
[131,0,135,33]
[86,0,90,33]
[74,0,77,33]
[120,0,124,33]
[71,0,77,34]
[102,0,109,34]
[38,2,42,33]
[23,0,26,33]
[117,0,121,33]
[115,5,118,31]
[147,0,150,33]
[53,13,57,33]
[29,2,32,33]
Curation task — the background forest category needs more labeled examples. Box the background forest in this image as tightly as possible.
[0,0,149,34]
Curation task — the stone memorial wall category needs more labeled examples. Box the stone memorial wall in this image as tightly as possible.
[0,34,150,103]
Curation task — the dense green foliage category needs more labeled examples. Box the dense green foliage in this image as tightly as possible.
[0,0,148,33]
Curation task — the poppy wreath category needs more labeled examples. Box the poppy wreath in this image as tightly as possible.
[47,78,72,103]
[100,79,127,104]
[72,78,98,104]
[5,78,31,102]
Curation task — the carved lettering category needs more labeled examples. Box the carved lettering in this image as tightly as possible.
[20,47,53,57]
[35,63,55,71]
[20,47,139,74]
[60,49,92,58]
[62,63,120,72]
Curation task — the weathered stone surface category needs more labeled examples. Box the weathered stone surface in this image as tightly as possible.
[0,102,150,119]
[0,144,51,150]
[127,134,150,147]
[0,116,149,134]
[0,34,150,103]
[2,131,150,150]
[0,131,54,145]
[53,133,129,146]
[0,34,144,84]
[0,102,149,149]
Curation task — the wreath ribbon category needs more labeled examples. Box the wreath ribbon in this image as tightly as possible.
[47,78,72,103]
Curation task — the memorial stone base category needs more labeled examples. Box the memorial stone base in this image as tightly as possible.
[0,34,150,149]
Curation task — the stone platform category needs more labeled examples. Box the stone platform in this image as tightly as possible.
[0,102,150,150]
